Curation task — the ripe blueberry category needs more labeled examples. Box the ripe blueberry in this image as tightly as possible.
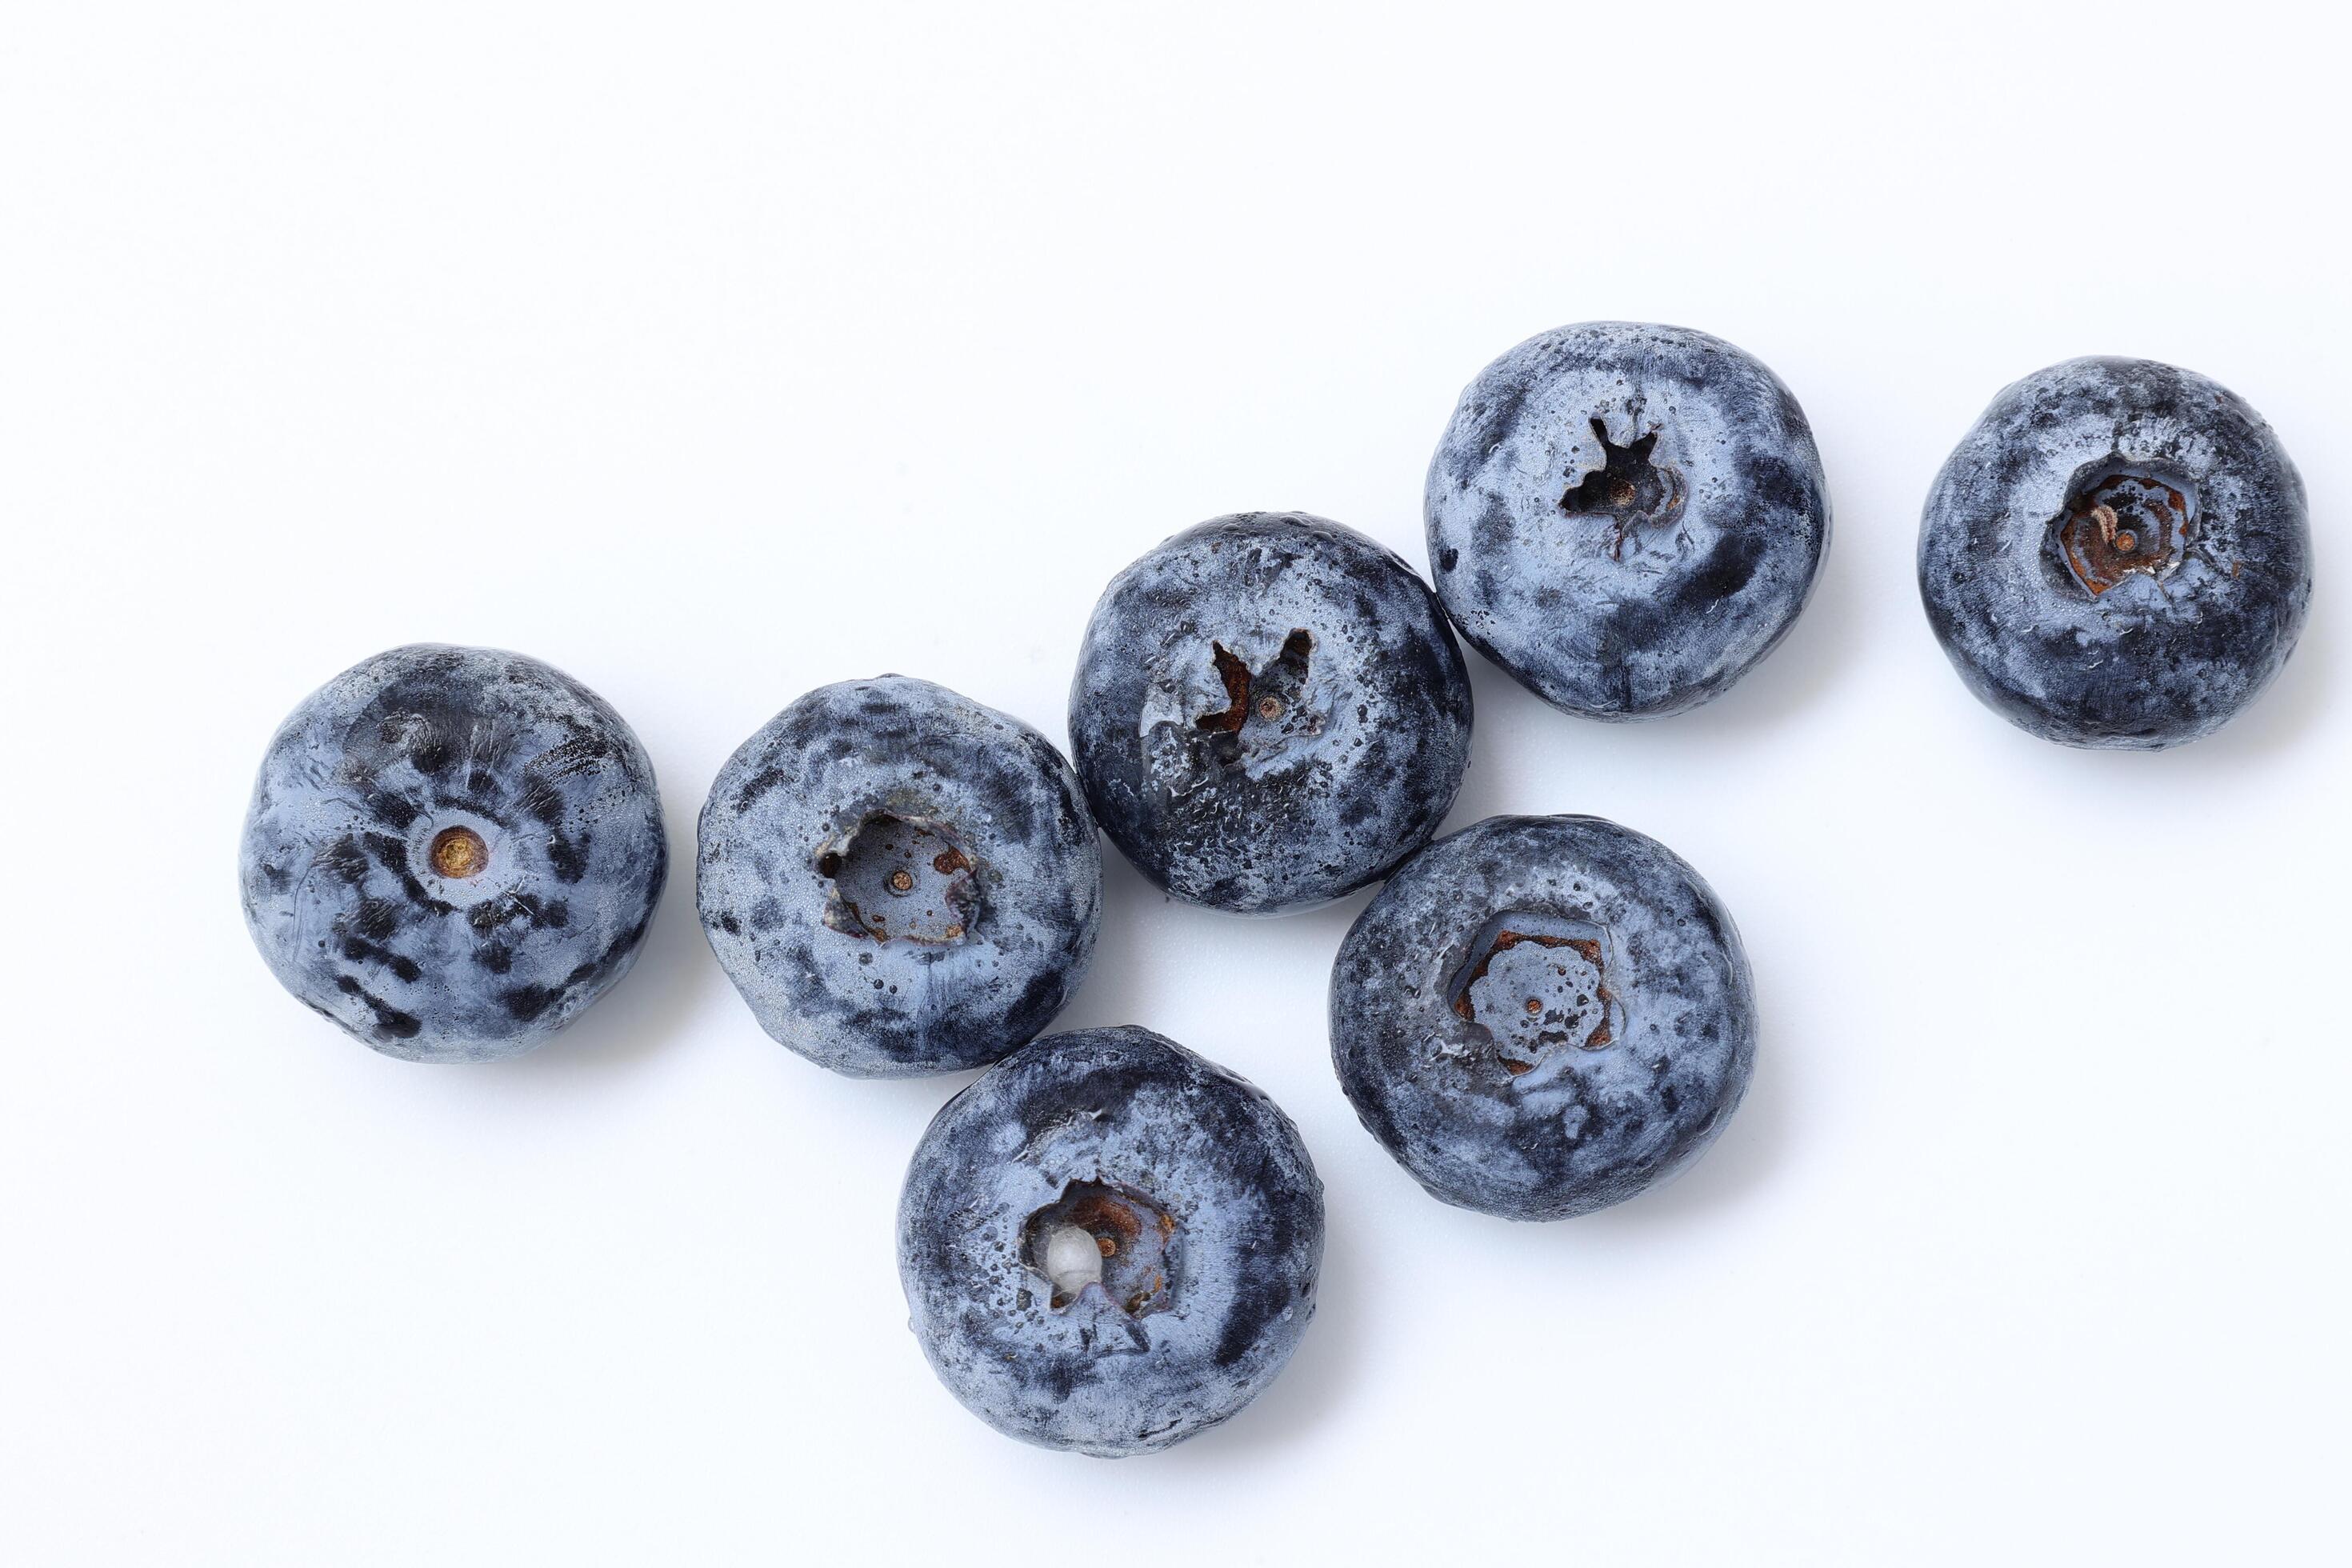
[898,1026,1324,1455]
[238,644,668,1062]
[1069,511,1473,914]
[1918,356,2312,748]
[698,676,1101,1077]
[1426,322,1830,718]
[1330,815,1755,1221]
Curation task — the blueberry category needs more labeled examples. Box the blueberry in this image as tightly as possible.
[1330,815,1755,1221]
[897,1026,1323,1456]
[1069,511,1473,914]
[698,677,1100,1078]
[1918,357,2312,749]
[1426,322,1830,719]
[238,644,668,1062]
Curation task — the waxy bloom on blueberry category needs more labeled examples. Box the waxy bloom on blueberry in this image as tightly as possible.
[1070,511,1473,914]
[238,644,668,1062]
[898,1026,1324,1456]
[1426,322,1830,719]
[1330,815,1756,1221]
[698,676,1100,1077]
[1918,356,2312,748]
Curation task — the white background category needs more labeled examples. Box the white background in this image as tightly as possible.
[3,3,2343,1562]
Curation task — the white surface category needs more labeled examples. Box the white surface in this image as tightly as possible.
[2,4,2343,1562]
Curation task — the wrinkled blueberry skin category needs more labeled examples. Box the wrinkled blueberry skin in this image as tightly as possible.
[1330,815,1755,1221]
[1426,322,1830,719]
[898,1026,1324,1456]
[1069,512,1473,914]
[239,645,668,1063]
[1918,357,2312,749]
[698,677,1101,1078]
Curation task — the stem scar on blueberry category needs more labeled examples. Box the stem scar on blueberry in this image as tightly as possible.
[428,826,488,879]
[1560,416,1687,559]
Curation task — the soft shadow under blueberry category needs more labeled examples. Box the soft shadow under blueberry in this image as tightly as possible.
[2128,591,2328,771]
[1142,1193,1368,1472]
[1570,1020,1794,1238]
[1631,491,1865,746]
[485,806,716,1081]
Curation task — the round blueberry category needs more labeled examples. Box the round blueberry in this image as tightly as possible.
[1330,815,1755,1221]
[898,1026,1324,1456]
[1918,356,2312,749]
[1426,322,1830,719]
[698,677,1100,1078]
[1069,511,1473,914]
[238,644,668,1063]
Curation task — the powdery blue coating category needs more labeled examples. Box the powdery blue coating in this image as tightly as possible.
[239,645,667,1063]
[897,1026,1325,1457]
[697,678,1101,1078]
[1330,815,1755,1221]
[1069,512,1473,914]
[1426,322,1830,718]
[1918,357,2312,749]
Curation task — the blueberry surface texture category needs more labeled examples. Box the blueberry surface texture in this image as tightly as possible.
[239,644,668,1063]
[898,1026,1324,1456]
[1330,814,1755,1221]
[1069,511,1473,914]
[1918,357,2312,749]
[698,677,1101,1078]
[1426,322,1830,719]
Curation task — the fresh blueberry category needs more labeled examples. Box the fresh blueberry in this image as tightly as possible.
[1918,357,2312,749]
[698,677,1100,1078]
[1426,322,1830,719]
[898,1026,1323,1456]
[239,644,668,1062]
[1069,511,1473,914]
[1330,814,1755,1221]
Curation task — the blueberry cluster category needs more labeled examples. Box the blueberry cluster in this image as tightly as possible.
[239,325,2313,1456]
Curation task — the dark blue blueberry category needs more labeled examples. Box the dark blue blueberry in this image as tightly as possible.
[698,677,1100,1078]
[898,1026,1323,1456]
[1918,356,2312,749]
[1426,322,1830,718]
[239,644,667,1063]
[1330,815,1755,1221]
[1069,511,1473,914]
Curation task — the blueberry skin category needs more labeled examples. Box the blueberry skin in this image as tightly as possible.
[898,1026,1324,1457]
[1918,357,2312,749]
[1069,511,1473,914]
[1426,322,1830,719]
[698,677,1101,1078]
[1330,815,1755,1222]
[239,645,668,1063]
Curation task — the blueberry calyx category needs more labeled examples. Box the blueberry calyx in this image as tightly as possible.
[1559,415,1687,559]
[816,811,979,944]
[2055,468,2195,596]
[1190,628,1318,769]
[1447,912,1622,1075]
[1021,1179,1178,1317]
